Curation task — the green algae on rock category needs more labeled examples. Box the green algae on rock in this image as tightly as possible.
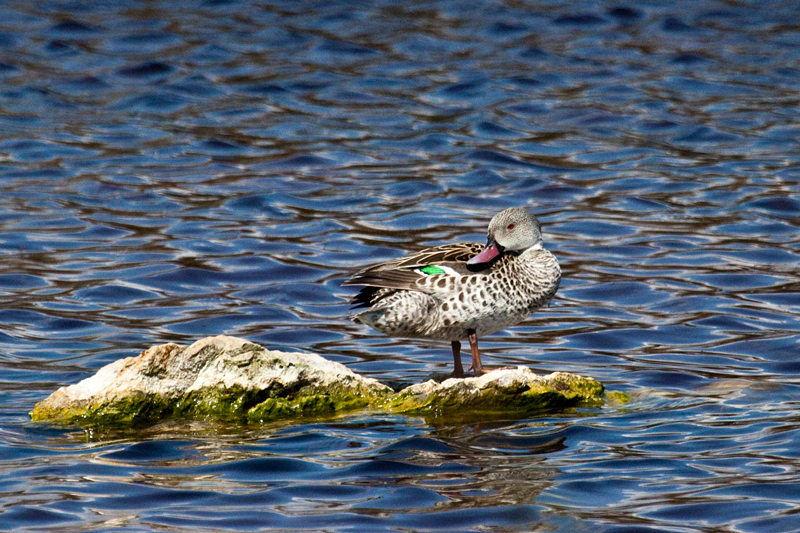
[31,336,605,426]
[383,368,604,419]
[30,335,393,425]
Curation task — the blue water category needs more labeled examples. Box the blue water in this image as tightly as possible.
[1,0,800,531]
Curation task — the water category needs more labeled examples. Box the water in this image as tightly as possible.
[1,0,800,531]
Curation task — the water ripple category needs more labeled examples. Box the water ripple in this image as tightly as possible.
[0,0,799,531]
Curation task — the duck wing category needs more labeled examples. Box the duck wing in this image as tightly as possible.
[344,243,484,307]
[343,243,483,290]
[354,243,483,274]
[344,243,482,286]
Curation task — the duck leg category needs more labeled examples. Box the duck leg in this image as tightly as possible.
[450,340,464,377]
[467,329,483,377]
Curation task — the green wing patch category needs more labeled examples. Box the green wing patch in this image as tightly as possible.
[419,265,445,275]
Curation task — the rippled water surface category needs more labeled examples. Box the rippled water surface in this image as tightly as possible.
[2,0,800,531]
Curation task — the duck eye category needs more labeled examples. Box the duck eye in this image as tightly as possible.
[507,224,515,230]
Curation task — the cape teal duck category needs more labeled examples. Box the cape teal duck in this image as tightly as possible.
[344,207,561,377]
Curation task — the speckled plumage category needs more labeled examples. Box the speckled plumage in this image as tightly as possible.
[344,208,561,376]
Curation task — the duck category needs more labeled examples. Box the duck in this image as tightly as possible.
[343,207,561,377]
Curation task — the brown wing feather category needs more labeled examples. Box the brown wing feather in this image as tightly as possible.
[345,243,483,278]
[344,243,485,307]
[346,269,424,291]
[342,243,502,307]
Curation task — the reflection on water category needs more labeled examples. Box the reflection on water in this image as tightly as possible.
[1,0,800,531]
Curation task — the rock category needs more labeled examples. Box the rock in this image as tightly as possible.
[384,368,604,419]
[30,335,393,425]
[31,336,605,426]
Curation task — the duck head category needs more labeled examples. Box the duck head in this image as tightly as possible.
[467,207,543,266]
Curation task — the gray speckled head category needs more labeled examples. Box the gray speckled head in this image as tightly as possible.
[487,207,542,253]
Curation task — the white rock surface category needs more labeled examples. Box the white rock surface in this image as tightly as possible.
[32,335,392,423]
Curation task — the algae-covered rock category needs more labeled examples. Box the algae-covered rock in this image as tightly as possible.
[384,367,604,419]
[31,336,605,426]
[31,335,393,425]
